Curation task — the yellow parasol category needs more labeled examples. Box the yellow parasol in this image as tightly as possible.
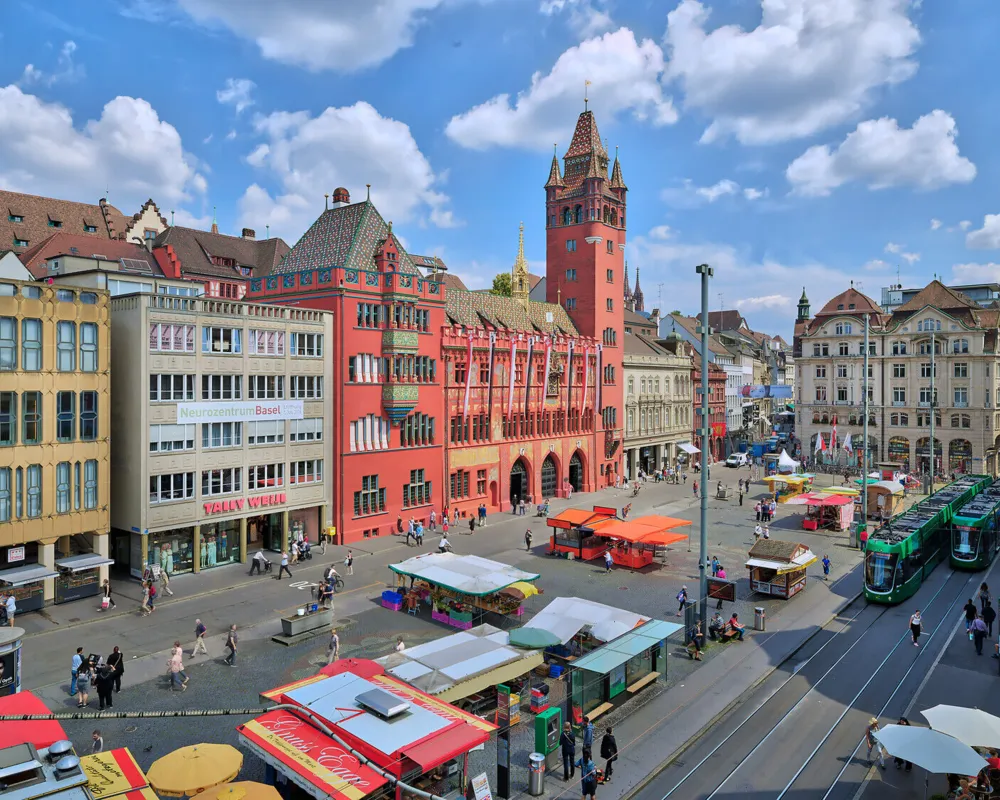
[196,783,281,800]
[498,581,539,600]
[146,744,243,798]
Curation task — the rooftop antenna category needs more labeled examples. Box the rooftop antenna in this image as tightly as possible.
[170,210,174,226]
[366,184,372,201]
[718,292,724,313]
[325,193,329,210]
[265,225,270,240]
[657,282,664,310]
[584,79,591,111]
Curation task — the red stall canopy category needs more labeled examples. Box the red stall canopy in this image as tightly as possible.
[0,691,66,749]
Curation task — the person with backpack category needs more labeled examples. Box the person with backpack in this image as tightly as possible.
[560,722,576,781]
[575,749,598,800]
[676,586,688,616]
[600,727,618,782]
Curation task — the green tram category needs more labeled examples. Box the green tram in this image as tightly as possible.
[864,475,992,604]
[950,477,1000,570]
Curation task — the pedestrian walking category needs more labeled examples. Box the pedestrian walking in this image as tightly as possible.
[139,582,151,616]
[469,517,476,534]
[443,517,450,536]
[290,540,299,565]
[600,727,618,782]
[71,647,84,696]
[693,481,698,497]
[980,583,992,614]
[158,566,174,597]
[277,551,292,580]
[909,609,922,646]
[984,601,996,637]
[865,718,886,769]
[965,598,978,631]
[822,554,831,580]
[716,566,727,608]
[100,579,116,611]
[249,549,268,575]
[192,619,208,656]
[738,488,744,506]
[415,522,424,546]
[326,629,340,665]
[429,510,437,532]
[512,495,519,515]
[604,551,613,573]
[972,614,988,655]
[893,717,913,771]
[345,551,354,576]
[106,646,124,693]
[519,498,527,516]
[755,502,762,522]
[76,658,93,708]
[525,529,533,551]
[576,750,598,800]
[711,556,719,577]
[753,524,763,542]
[762,525,770,540]
[676,586,688,617]
[582,717,594,750]
[560,722,576,781]
[224,624,238,666]
[168,649,188,691]
[95,663,115,710]
[4,591,15,627]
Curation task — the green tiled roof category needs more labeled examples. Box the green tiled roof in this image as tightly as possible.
[445,288,579,336]
[273,200,420,276]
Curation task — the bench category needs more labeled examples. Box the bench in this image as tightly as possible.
[719,623,744,642]
[587,702,614,722]
[626,673,658,693]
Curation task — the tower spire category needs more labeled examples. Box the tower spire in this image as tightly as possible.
[623,260,632,303]
[632,267,644,313]
[610,145,627,191]
[512,221,531,310]
[211,206,218,235]
[545,144,565,189]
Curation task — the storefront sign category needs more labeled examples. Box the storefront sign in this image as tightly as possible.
[472,773,493,800]
[176,401,304,423]
[6,547,24,563]
[203,493,287,515]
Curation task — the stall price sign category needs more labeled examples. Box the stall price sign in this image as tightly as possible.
[707,577,736,603]
[471,773,493,800]
[6,547,24,563]
[497,684,511,728]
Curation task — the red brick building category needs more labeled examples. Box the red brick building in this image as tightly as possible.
[247,108,626,543]
[693,361,727,465]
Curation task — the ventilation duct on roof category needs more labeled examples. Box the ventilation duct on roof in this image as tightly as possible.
[355,688,410,719]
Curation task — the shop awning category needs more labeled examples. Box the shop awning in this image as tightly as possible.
[388,553,539,597]
[804,494,854,507]
[746,552,817,574]
[571,619,683,674]
[401,725,486,772]
[523,597,650,645]
[238,712,388,800]
[678,443,700,455]
[0,691,66,749]
[55,554,115,572]
[0,564,59,586]
[436,651,544,703]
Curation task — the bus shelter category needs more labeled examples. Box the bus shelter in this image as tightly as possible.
[800,493,855,531]
[746,539,816,599]
[388,553,540,628]
[567,619,682,726]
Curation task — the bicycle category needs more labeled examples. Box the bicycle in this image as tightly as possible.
[332,576,345,593]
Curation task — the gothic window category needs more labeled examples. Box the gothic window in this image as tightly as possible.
[562,207,572,225]
[574,205,583,224]
[610,208,618,226]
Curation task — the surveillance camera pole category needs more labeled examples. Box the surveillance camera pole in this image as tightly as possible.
[696,263,713,633]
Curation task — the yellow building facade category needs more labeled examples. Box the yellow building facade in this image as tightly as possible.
[0,279,111,611]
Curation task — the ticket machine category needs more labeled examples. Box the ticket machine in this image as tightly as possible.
[535,706,562,771]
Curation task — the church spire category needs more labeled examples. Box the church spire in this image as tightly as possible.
[545,144,564,189]
[512,221,531,310]
[623,260,632,303]
[632,267,644,313]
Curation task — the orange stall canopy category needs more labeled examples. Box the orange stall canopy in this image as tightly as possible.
[547,508,616,530]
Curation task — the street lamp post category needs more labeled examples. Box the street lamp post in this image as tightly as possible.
[696,263,713,633]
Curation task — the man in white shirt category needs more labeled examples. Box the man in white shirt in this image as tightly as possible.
[250,550,268,575]
[5,593,15,627]
[438,536,451,553]
[71,647,84,696]
[395,637,405,652]
[277,551,292,580]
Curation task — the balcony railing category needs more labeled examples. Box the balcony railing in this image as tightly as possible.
[954,400,969,408]
[892,400,907,407]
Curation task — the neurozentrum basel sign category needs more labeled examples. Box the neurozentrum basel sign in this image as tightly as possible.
[176,401,304,422]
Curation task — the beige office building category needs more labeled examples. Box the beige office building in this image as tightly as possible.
[109,293,333,579]
[0,279,111,611]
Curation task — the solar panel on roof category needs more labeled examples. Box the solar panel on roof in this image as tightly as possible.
[120,258,152,273]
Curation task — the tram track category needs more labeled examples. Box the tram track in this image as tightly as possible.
[646,563,972,800]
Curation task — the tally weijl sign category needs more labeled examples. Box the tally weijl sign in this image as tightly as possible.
[176,401,304,422]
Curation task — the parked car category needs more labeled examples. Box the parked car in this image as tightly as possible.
[725,453,749,468]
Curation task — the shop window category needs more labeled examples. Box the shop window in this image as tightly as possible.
[202,326,242,354]
[248,375,284,400]
[403,468,431,508]
[354,475,385,516]
[290,375,323,399]
[56,321,76,371]
[201,467,242,497]
[22,391,41,444]
[56,391,76,442]
[248,463,284,491]
[249,329,285,356]
[149,472,195,504]
[290,418,323,442]
[291,332,323,357]
[289,459,323,485]
[150,374,194,402]
[56,461,71,513]
[247,420,284,445]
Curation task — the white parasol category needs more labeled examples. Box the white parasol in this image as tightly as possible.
[875,724,987,799]
[922,705,1000,749]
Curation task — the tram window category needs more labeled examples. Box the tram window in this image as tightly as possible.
[865,552,897,592]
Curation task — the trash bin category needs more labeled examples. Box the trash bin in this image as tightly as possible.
[528,753,545,796]
[754,607,766,632]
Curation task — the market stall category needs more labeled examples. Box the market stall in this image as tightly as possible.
[387,553,540,628]
[801,493,855,531]
[567,619,682,726]
[246,659,495,800]
[764,474,813,503]
[547,506,619,560]
[0,691,66,749]
[746,539,816,599]
[375,624,543,716]
[867,480,905,519]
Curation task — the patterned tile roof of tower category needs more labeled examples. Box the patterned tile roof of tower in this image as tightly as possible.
[273,199,420,276]
[565,110,608,159]
[561,110,610,192]
[0,189,128,254]
[545,150,565,188]
[445,288,579,336]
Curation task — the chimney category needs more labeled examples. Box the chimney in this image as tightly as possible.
[242,228,256,241]
[649,307,661,330]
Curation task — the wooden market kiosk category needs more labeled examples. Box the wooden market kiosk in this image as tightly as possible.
[547,507,691,568]
[764,474,814,503]
[801,493,855,531]
[387,552,540,627]
[746,539,817,599]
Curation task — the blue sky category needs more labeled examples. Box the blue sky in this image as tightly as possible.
[2,0,999,336]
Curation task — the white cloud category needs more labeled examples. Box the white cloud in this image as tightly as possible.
[446,28,676,150]
[226,129,237,141]
[176,0,447,72]
[737,294,791,309]
[664,0,921,145]
[216,78,256,114]
[663,177,764,206]
[540,0,614,38]
[20,40,85,87]
[966,215,1000,250]
[786,111,976,196]
[883,241,919,263]
[0,85,205,212]
[959,220,972,231]
[648,224,672,240]
[930,218,942,230]
[864,258,889,270]
[743,187,766,201]
[901,252,920,264]
[951,262,1000,284]
[695,178,739,202]
[202,133,213,144]
[239,100,455,242]
[885,242,902,253]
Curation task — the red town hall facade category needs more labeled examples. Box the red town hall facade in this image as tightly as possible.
[248,109,626,543]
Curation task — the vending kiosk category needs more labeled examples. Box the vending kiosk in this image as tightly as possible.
[535,706,562,771]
